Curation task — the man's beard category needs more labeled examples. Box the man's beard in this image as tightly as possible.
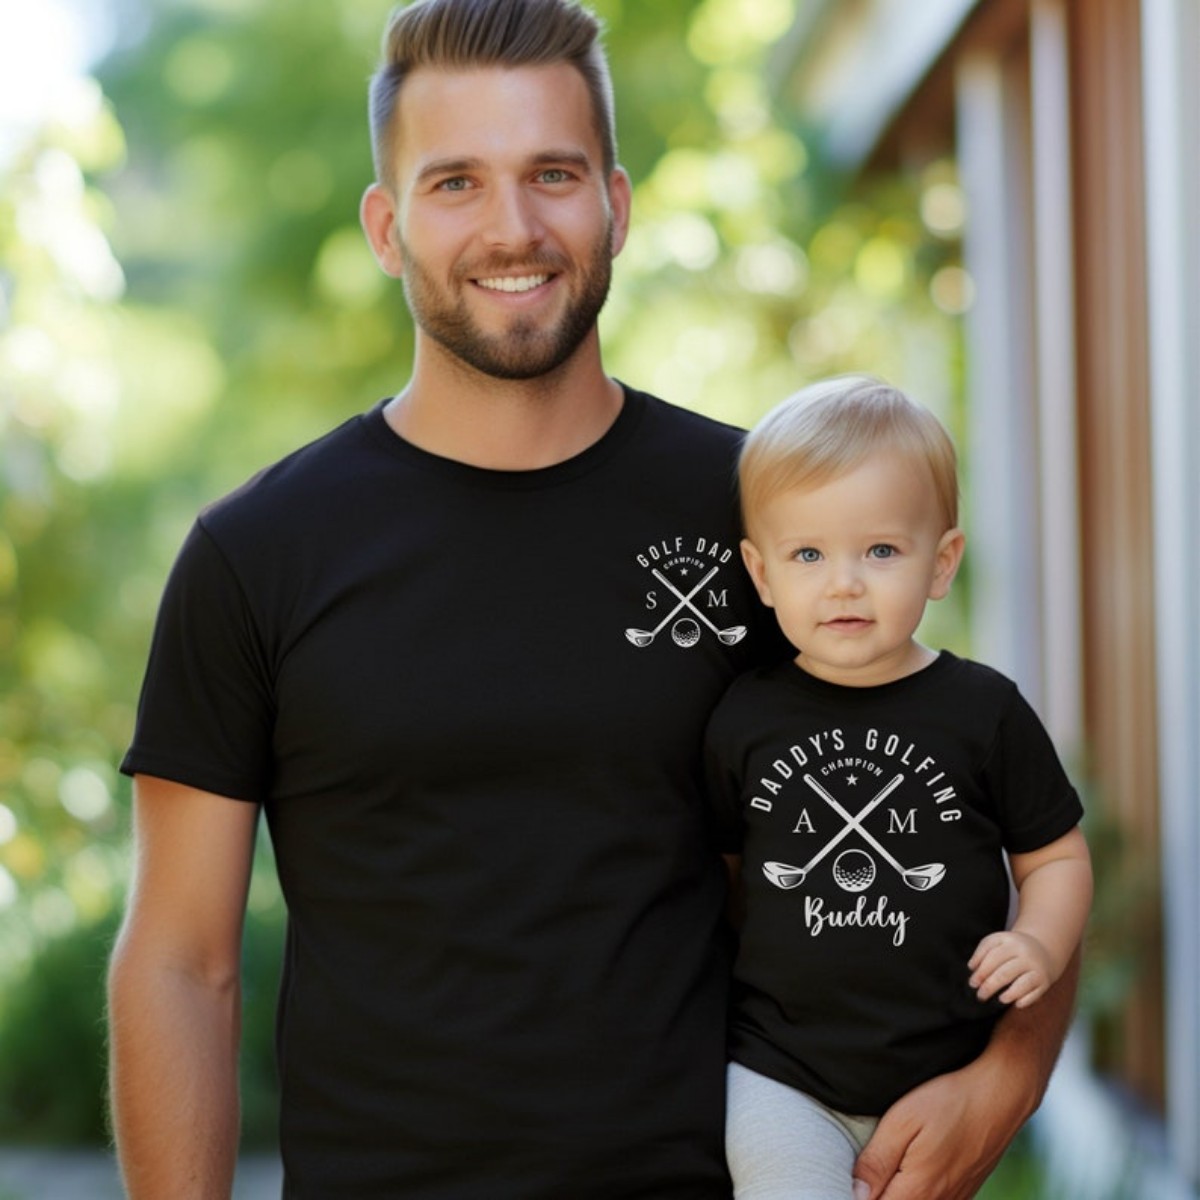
[399,223,614,381]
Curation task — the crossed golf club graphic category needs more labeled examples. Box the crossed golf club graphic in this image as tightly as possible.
[624,567,747,648]
[763,772,947,892]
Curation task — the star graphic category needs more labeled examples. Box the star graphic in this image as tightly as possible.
[845,773,859,786]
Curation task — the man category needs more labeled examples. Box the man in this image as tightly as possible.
[107,1,1078,1197]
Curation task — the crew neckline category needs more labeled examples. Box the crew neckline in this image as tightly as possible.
[771,649,957,699]
[359,383,645,490]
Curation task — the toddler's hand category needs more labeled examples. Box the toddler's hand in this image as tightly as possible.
[967,931,1055,1008]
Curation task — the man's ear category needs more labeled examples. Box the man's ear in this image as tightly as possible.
[929,527,965,600]
[740,538,774,608]
[360,183,405,278]
[607,166,632,259]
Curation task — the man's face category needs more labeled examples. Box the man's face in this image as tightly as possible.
[377,63,630,381]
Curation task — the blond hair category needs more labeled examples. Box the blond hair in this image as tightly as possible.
[368,0,617,187]
[739,376,960,536]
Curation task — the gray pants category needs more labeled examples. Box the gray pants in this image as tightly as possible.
[726,1062,879,1200]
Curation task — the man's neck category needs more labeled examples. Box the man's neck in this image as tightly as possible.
[383,340,624,471]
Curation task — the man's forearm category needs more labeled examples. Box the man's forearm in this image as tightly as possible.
[852,948,1081,1199]
[108,944,242,1200]
[981,944,1080,1106]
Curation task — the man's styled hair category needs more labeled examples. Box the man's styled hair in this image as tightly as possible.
[739,376,960,536]
[368,0,617,187]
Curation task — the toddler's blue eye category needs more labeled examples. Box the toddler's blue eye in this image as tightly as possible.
[797,548,821,563]
[868,544,897,559]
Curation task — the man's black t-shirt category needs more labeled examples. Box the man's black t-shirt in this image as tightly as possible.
[704,653,1083,1115]
[122,388,785,1198]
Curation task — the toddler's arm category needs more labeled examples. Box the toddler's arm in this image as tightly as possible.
[968,826,1091,1008]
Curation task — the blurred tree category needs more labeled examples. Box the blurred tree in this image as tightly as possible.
[0,63,140,1144]
[0,77,129,977]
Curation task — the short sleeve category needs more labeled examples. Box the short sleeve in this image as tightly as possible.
[120,519,275,801]
[981,689,1084,853]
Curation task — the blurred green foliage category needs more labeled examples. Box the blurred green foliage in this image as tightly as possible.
[0,0,965,1147]
[0,912,117,1143]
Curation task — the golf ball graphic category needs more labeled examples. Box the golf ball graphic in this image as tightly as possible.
[832,848,876,892]
[671,617,701,647]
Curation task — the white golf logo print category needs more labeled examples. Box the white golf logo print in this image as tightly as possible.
[624,566,718,648]
[626,535,746,650]
[763,774,948,894]
[762,774,904,890]
[751,727,961,949]
[832,848,875,892]
[803,774,946,891]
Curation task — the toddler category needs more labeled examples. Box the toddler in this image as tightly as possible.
[705,376,1092,1199]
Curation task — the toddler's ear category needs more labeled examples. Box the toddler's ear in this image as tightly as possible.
[740,538,774,607]
[929,528,966,600]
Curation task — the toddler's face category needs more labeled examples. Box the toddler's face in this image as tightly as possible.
[741,451,963,687]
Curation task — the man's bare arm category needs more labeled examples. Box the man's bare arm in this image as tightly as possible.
[852,948,1081,1200]
[107,775,259,1200]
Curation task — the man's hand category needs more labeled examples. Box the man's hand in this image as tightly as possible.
[851,1039,1040,1200]
[852,944,1079,1199]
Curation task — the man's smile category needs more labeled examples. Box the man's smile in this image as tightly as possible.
[475,273,553,293]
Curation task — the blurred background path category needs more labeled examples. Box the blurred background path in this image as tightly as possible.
[0,1149,282,1199]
